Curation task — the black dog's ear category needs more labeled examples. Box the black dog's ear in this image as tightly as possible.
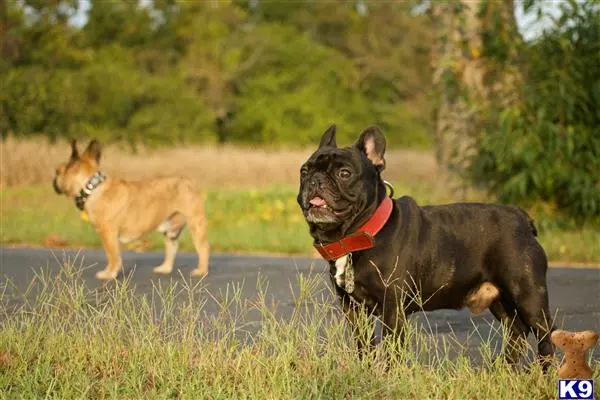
[70,139,79,160]
[319,124,337,148]
[82,139,102,164]
[355,125,386,170]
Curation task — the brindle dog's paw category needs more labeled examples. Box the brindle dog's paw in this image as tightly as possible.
[96,269,118,280]
[153,265,173,275]
[190,268,208,278]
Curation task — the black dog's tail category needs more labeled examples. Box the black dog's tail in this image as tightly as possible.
[521,211,538,237]
[514,206,538,237]
[528,218,538,237]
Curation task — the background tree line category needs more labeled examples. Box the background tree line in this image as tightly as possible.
[430,0,599,220]
[1,0,598,220]
[1,0,433,148]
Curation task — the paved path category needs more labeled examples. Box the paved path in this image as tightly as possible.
[1,247,599,361]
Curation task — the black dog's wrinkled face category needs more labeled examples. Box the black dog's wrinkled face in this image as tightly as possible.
[297,124,387,242]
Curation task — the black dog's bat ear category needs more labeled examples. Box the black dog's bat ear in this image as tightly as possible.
[70,139,79,159]
[83,139,102,164]
[355,125,386,171]
[319,124,337,148]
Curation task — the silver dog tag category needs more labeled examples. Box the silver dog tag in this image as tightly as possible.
[345,253,355,293]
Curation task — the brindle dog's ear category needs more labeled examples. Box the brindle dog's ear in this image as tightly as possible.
[319,124,337,148]
[355,125,386,171]
[70,139,79,160]
[83,139,102,164]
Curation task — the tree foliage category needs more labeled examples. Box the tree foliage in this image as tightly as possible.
[1,0,433,147]
[467,0,600,220]
[2,0,597,220]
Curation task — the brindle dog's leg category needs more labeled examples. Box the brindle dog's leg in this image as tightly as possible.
[96,228,122,280]
[189,213,209,277]
[153,236,180,275]
[154,213,186,275]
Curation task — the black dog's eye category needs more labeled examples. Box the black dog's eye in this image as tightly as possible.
[338,168,351,179]
[300,167,308,178]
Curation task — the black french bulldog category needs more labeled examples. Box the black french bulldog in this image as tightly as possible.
[298,124,554,370]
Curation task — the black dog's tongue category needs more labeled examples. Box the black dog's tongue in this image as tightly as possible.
[309,197,327,207]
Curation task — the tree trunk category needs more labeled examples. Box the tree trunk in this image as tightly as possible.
[430,0,523,194]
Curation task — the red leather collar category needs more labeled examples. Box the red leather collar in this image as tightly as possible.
[314,196,394,261]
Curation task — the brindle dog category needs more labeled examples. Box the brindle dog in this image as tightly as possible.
[53,139,209,280]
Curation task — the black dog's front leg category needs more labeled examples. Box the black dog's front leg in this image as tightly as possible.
[380,291,407,349]
[336,289,376,357]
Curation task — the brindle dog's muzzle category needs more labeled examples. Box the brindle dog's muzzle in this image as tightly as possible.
[52,178,63,194]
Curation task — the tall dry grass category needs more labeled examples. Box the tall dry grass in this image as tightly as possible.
[0,136,438,189]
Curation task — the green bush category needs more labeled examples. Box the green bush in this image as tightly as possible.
[468,1,600,220]
[0,68,86,139]
[1,44,216,146]
[2,1,433,148]
[80,46,215,146]
[229,24,371,145]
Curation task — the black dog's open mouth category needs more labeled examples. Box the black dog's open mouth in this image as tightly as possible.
[307,196,344,217]
[309,196,329,209]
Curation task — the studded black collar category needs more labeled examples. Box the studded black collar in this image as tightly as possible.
[74,171,106,211]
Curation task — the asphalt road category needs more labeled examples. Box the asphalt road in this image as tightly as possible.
[1,247,599,362]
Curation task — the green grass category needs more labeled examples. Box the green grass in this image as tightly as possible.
[0,185,312,255]
[1,184,599,263]
[2,258,592,399]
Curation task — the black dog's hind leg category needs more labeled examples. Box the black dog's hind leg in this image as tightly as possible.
[503,255,555,371]
[515,287,555,372]
[517,249,555,372]
[489,299,528,365]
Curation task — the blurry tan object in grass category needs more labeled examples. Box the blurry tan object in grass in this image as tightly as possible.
[552,330,599,379]
[1,136,438,189]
